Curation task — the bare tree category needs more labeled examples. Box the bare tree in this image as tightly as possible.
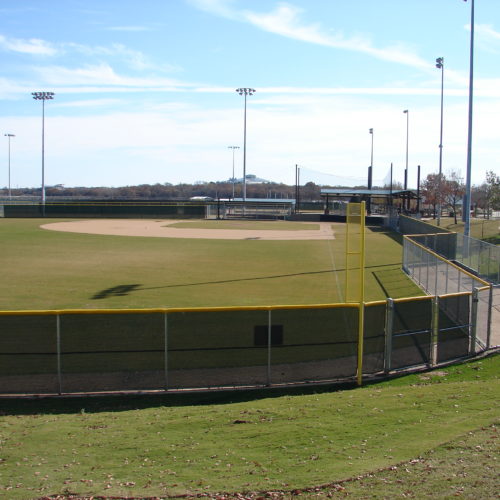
[421,173,444,219]
[484,170,500,217]
[443,170,465,224]
[472,183,488,218]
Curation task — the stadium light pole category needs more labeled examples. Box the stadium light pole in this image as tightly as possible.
[228,146,240,199]
[403,110,409,184]
[369,128,374,169]
[463,0,474,237]
[235,88,255,202]
[32,91,55,212]
[4,133,15,199]
[436,57,445,226]
[403,109,409,212]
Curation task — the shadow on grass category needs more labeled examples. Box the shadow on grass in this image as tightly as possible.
[366,225,403,245]
[91,263,401,300]
[0,380,358,416]
[92,284,142,300]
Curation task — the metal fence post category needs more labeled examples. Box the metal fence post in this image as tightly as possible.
[425,250,430,293]
[445,262,449,294]
[434,254,439,296]
[267,310,272,386]
[430,296,439,367]
[497,256,500,285]
[164,312,168,391]
[418,245,422,284]
[487,245,491,281]
[402,238,406,273]
[56,314,62,395]
[470,288,479,355]
[486,285,493,349]
[384,298,394,373]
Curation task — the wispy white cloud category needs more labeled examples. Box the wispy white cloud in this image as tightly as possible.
[0,31,179,72]
[5,74,499,99]
[192,83,500,98]
[190,2,429,70]
[33,63,193,90]
[55,98,123,108]
[66,42,179,72]
[475,24,500,53]
[0,34,58,56]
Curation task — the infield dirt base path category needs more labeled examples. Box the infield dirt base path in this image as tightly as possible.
[41,219,336,240]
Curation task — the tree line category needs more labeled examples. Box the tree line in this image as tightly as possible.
[1,181,297,200]
[421,170,500,223]
[2,172,499,215]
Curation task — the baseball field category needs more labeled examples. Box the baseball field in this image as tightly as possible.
[0,217,498,500]
[0,218,423,311]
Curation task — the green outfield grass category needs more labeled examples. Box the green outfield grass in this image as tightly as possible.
[0,219,423,311]
[0,354,498,499]
[426,216,500,243]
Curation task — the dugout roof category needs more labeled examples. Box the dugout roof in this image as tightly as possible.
[320,188,418,199]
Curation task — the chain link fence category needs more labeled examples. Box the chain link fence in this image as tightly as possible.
[0,290,493,395]
[398,215,500,285]
[403,234,497,350]
[455,233,500,284]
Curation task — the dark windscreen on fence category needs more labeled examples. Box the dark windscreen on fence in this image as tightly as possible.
[269,306,359,382]
[0,314,58,394]
[363,303,386,374]
[391,299,432,369]
[166,309,270,389]
[60,313,166,392]
[437,295,470,363]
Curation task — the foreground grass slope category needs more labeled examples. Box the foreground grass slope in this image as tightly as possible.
[284,424,499,499]
[0,354,498,499]
[0,219,421,310]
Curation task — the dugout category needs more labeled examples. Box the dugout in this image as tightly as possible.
[320,188,420,219]
[206,198,295,220]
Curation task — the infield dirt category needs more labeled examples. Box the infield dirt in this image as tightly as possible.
[41,219,336,240]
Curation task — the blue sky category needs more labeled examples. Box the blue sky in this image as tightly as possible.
[0,0,499,189]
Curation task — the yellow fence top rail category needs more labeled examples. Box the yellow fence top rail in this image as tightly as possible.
[404,234,490,287]
[0,302,360,316]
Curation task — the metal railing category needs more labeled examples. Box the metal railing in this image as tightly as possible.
[403,234,495,350]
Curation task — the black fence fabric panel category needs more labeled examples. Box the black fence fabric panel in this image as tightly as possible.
[60,313,165,392]
[363,303,386,373]
[437,295,470,363]
[391,299,432,369]
[0,314,58,393]
[269,306,359,382]
[4,203,206,219]
[410,234,457,261]
[167,310,269,388]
